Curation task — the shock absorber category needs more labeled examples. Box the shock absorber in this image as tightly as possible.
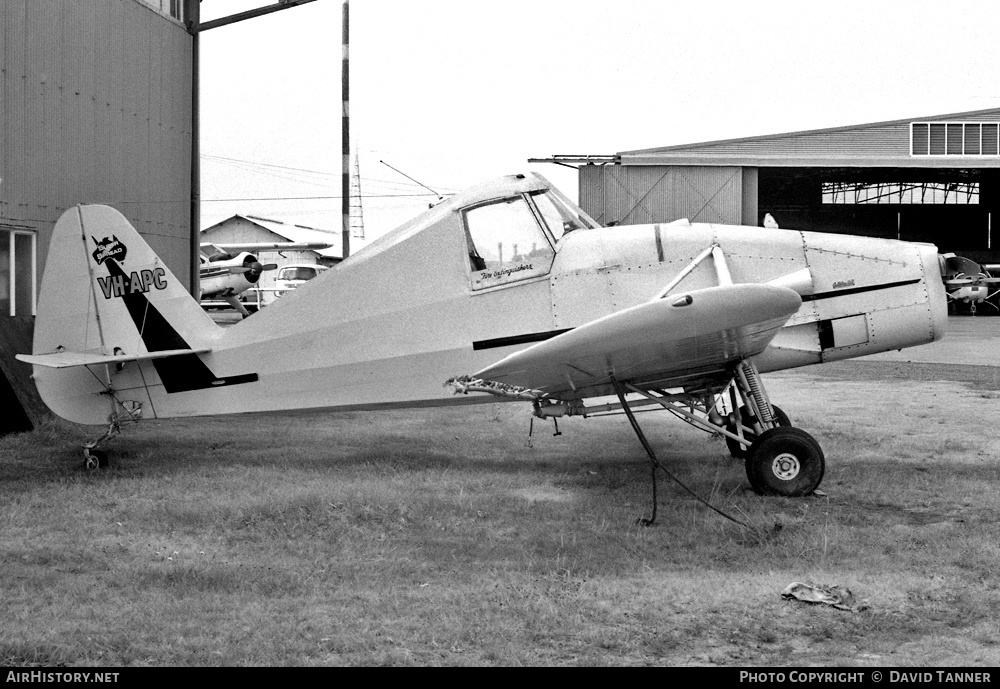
[740,359,774,425]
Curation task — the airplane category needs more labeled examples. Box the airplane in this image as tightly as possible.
[17,173,947,510]
[941,253,1000,315]
[198,244,277,317]
[199,241,332,316]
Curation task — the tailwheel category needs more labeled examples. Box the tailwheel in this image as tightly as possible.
[745,426,825,497]
[83,449,109,470]
[81,418,121,470]
[726,405,790,459]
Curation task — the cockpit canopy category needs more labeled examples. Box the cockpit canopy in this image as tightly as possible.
[462,185,598,290]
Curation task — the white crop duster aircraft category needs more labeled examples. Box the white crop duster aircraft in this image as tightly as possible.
[18,173,947,501]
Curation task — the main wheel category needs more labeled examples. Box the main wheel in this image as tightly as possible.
[745,426,824,497]
[726,405,790,459]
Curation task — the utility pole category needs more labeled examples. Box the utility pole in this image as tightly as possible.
[341,0,351,258]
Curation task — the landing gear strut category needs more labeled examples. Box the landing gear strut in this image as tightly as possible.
[731,360,825,496]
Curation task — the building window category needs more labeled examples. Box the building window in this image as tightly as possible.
[912,121,1000,156]
[0,229,37,317]
[822,182,979,205]
[136,0,184,22]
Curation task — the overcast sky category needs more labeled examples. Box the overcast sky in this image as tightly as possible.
[198,0,1000,246]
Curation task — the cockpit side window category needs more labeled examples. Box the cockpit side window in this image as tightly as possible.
[464,195,555,290]
[528,190,596,240]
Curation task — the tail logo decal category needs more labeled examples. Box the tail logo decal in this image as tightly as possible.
[91,235,127,265]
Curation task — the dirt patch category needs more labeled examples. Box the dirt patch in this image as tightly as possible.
[841,500,966,527]
[510,486,575,503]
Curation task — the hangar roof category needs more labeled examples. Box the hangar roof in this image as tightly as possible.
[202,214,343,259]
[619,108,1000,168]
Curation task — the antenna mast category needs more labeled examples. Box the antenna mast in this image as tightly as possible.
[350,149,365,239]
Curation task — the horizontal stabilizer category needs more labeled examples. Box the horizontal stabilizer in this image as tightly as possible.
[16,347,211,369]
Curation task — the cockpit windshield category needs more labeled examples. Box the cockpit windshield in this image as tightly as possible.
[528,190,598,240]
[462,186,598,291]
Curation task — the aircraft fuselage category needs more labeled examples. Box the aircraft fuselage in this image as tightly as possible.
[29,174,947,425]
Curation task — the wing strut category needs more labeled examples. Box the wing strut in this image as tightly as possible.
[610,376,753,530]
[652,243,732,300]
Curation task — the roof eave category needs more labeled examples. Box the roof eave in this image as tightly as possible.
[619,107,1000,157]
[618,155,1000,168]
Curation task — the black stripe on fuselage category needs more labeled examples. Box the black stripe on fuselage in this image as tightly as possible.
[105,259,257,393]
[472,328,573,351]
[471,279,923,351]
[801,278,921,302]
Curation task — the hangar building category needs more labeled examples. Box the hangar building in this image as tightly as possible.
[0,0,196,432]
[547,108,1000,267]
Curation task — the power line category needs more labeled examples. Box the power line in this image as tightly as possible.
[201,153,460,193]
[200,193,445,202]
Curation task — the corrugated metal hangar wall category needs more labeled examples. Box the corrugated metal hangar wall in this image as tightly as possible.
[1,0,193,278]
[577,109,1000,266]
[0,0,194,431]
[579,165,758,227]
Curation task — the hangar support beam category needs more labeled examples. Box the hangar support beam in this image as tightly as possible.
[197,0,318,32]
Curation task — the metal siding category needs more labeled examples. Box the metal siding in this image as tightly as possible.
[671,167,742,223]
[0,0,192,286]
[578,166,743,226]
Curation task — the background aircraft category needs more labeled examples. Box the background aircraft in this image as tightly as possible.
[199,241,331,316]
[19,174,947,504]
[941,253,1000,314]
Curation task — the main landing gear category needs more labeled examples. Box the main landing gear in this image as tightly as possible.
[728,360,824,496]
[607,358,825,510]
[449,359,826,525]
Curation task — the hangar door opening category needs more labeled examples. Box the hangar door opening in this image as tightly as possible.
[757,167,1000,263]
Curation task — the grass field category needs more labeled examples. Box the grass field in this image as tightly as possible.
[2,358,999,666]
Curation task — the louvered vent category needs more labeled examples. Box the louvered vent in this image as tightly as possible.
[912,121,1000,155]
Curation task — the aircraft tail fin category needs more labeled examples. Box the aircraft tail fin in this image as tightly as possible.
[31,205,219,361]
[22,205,228,423]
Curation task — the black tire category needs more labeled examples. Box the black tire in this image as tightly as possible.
[84,449,109,470]
[726,405,790,459]
[745,426,825,497]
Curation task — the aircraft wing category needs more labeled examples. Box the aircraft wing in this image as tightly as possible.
[474,283,801,398]
[16,347,211,369]
[200,241,333,252]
